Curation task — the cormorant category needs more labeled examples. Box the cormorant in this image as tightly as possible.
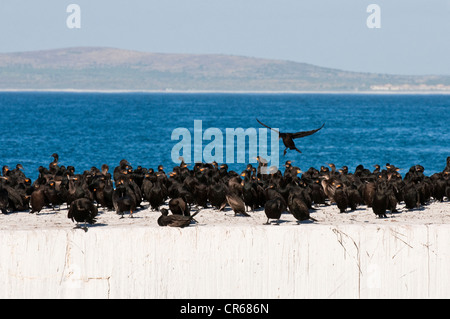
[148,181,167,211]
[113,180,137,218]
[346,184,362,211]
[444,157,450,172]
[372,183,388,218]
[44,181,62,211]
[310,179,327,206]
[226,192,250,217]
[207,182,228,210]
[68,198,98,232]
[363,181,376,207]
[157,208,200,228]
[169,197,190,216]
[256,119,324,156]
[334,182,348,213]
[288,193,317,224]
[403,183,420,210]
[264,197,284,225]
[30,183,47,214]
[0,178,10,214]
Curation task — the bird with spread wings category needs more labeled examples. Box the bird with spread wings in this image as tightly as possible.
[256,119,325,156]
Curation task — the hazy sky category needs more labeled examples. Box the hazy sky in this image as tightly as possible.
[1,0,449,75]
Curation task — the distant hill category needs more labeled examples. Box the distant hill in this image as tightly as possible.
[0,47,449,92]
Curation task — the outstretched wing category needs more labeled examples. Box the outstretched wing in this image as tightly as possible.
[256,118,280,134]
[290,123,325,139]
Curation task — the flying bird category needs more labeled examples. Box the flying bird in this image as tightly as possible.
[256,119,324,156]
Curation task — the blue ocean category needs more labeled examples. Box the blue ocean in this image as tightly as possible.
[0,92,449,181]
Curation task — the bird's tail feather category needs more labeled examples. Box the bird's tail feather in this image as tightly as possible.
[189,209,201,220]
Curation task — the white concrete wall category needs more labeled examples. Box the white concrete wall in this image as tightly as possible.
[1,224,450,298]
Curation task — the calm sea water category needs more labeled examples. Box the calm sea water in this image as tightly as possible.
[0,92,449,181]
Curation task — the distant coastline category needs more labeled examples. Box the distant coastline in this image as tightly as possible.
[1,47,450,93]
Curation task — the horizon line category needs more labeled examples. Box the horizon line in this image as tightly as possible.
[1,89,450,95]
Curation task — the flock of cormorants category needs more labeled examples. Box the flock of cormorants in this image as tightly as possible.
[0,153,449,231]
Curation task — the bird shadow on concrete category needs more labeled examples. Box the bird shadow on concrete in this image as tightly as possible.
[297,219,316,225]
[88,222,108,228]
[402,206,426,212]
[35,211,59,216]
[264,219,290,225]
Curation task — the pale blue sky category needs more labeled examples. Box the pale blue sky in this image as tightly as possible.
[0,0,449,75]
